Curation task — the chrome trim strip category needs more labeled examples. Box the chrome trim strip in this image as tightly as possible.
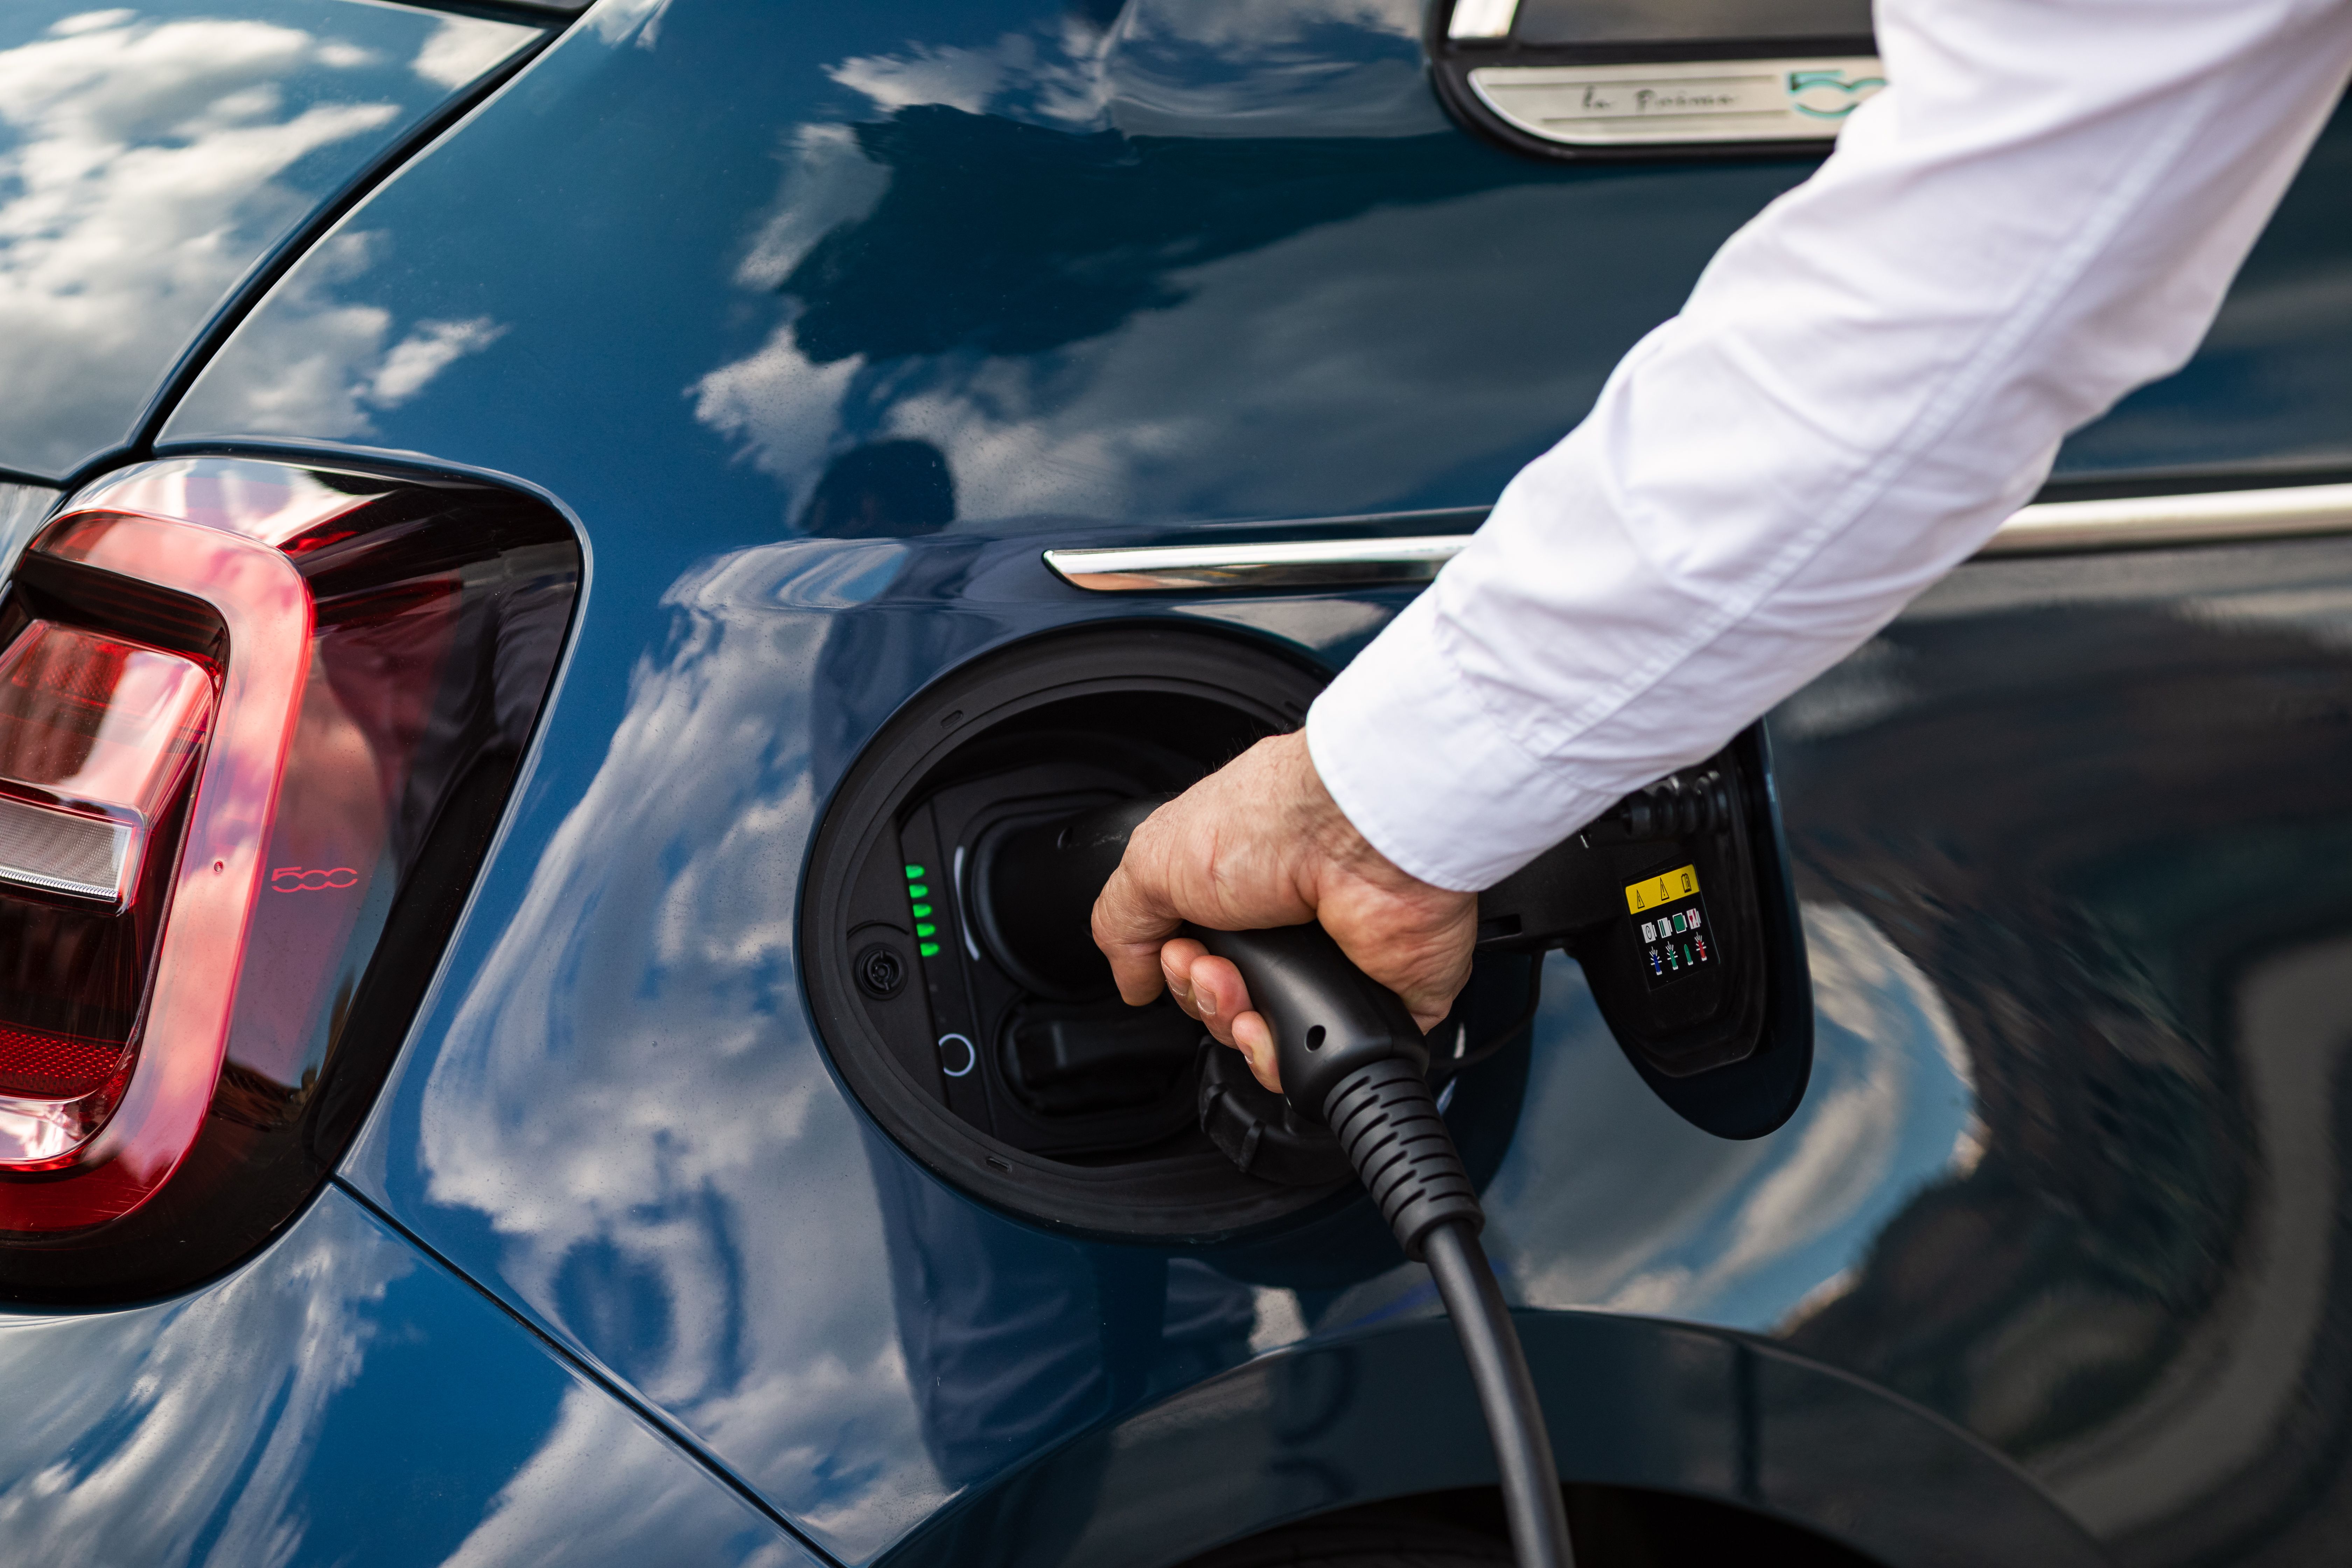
[1447,0,1519,40]
[1043,482,2352,591]
[1046,535,1470,592]
[1974,482,2352,555]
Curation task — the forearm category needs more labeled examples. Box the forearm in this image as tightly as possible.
[1311,0,2352,891]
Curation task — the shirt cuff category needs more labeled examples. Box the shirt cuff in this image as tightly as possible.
[1304,590,1622,893]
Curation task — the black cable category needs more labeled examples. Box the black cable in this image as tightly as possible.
[1425,1222,1573,1568]
[1322,1058,1575,1568]
[980,809,1577,1564]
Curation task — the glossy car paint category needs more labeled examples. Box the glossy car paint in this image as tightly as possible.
[0,0,543,483]
[0,1181,806,1565]
[0,0,2339,1562]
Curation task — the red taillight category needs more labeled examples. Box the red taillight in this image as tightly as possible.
[0,619,217,1157]
[0,457,577,1296]
[0,517,307,1198]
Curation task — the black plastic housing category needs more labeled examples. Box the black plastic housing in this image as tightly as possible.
[1477,728,1812,1138]
[800,624,1541,1241]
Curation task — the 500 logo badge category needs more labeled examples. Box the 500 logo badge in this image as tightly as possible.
[271,865,360,892]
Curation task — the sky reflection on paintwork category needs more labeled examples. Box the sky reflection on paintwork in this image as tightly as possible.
[693,175,1710,527]
[169,0,1790,535]
[398,546,953,1560]
[365,518,1989,1557]
[0,1186,799,1567]
[1483,903,1980,1333]
[0,0,533,479]
[0,483,53,578]
[367,539,1324,1560]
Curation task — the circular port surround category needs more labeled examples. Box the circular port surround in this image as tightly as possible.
[801,622,1531,1242]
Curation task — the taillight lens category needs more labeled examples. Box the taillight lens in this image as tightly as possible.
[0,457,577,1300]
[0,620,217,1161]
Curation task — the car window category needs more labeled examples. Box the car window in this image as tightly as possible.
[1514,0,1871,46]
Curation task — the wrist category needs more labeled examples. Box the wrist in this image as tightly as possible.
[1274,730,1438,902]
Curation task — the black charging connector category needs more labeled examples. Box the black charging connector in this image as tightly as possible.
[997,801,1576,1568]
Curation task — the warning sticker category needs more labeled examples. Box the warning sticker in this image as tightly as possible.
[1623,863,1700,914]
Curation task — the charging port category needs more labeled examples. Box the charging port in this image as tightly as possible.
[801,625,1538,1240]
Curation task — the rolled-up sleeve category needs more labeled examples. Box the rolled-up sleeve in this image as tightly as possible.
[1308,0,2352,891]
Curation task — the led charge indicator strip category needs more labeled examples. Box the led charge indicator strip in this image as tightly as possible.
[906,863,939,956]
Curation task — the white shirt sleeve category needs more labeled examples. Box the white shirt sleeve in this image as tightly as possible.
[1307,0,2352,892]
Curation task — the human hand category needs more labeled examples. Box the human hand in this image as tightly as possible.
[1090,730,1477,1094]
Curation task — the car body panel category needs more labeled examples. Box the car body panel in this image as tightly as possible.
[0,0,542,482]
[159,1,2352,516]
[1769,534,2352,1563]
[0,1180,808,1566]
[879,1312,2104,1568]
[11,0,2343,1562]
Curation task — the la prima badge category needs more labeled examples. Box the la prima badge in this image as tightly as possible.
[1466,56,1888,148]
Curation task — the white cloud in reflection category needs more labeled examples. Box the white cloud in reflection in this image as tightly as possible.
[820,0,1430,138]
[588,0,673,51]
[685,126,892,490]
[168,230,510,439]
[442,1385,803,1568]
[415,551,945,1556]
[370,313,506,402]
[691,332,863,488]
[1124,0,1419,50]
[733,125,891,291]
[693,177,1664,523]
[0,1204,406,1563]
[0,1194,806,1562]
[0,9,402,472]
[1489,902,1980,1334]
[412,13,535,90]
[832,37,1029,115]
[830,20,1116,127]
[869,188,1623,522]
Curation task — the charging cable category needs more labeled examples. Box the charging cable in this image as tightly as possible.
[1194,924,1575,1568]
[992,803,1577,1568]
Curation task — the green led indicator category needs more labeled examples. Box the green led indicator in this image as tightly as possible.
[916,923,937,938]
[919,941,941,957]
[910,903,932,917]
[904,864,925,879]
[907,883,929,899]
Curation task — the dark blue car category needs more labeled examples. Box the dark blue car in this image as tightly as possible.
[0,1,2347,1563]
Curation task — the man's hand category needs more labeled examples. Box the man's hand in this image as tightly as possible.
[1091,730,1477,1094]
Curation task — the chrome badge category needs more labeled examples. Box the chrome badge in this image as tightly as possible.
[1468,58,1885,148]
[1429,0,1881,160]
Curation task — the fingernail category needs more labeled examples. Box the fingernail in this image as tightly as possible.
[1197,990,1217,1016]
